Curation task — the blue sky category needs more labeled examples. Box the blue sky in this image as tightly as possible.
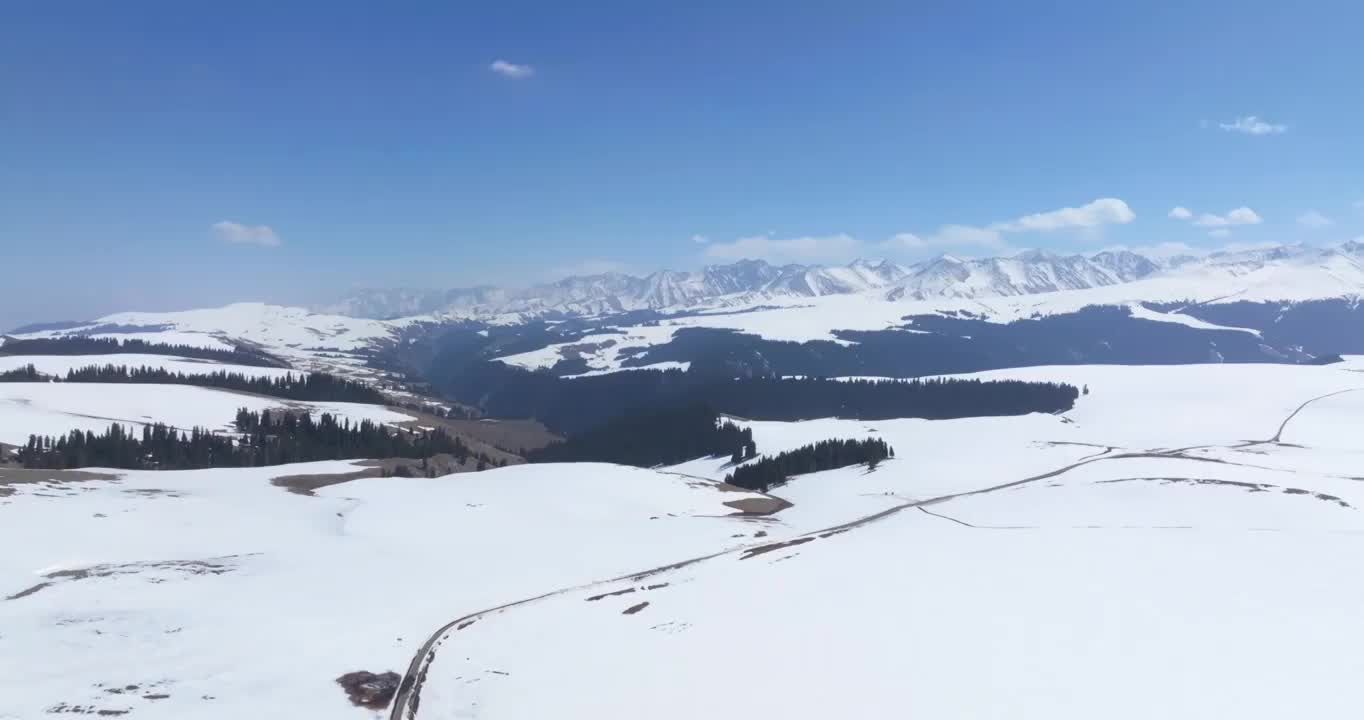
[3,1,1362,327]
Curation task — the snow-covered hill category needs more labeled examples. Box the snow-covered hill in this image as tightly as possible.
[0,382,414,445]
[8,361,1363,718]
[4,303,417,387]
[401,360,1364,720]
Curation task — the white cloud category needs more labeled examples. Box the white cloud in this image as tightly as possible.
[212,221,280,247]
[1193,207,1262,227]
[707,197,1129,264]
[690,234,709,245]
[879,232,926,251]
[992,197,1135,232]
[489,60,534,79]
[1207,228,1231,238]
[704,233,860,264]
[1218,115,1286,135]
[1354,198,1364,213]
[930,224,1008,248]
[1297,209,1332,229]
[1168,206,1193,220]
[875,225,1011,257]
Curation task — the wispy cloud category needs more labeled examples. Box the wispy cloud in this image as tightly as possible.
[1192,207,1262,227]
[992,197,1135,232]
[704,233,861,265]
[707,197,1134,264]
[489,60,534,79]
[878,225,1009,254]
[212,221,280,247]
[1297,209,1332,229]
[1218,115,1286,135]
[897,198,1134,253]
[1168,206,1193,220]
[690,234,709,245]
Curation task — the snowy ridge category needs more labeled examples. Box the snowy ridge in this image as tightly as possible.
[6,303,412,385]
[320,242,1364,322]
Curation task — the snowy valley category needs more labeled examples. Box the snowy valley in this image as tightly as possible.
[4,242,1364,720]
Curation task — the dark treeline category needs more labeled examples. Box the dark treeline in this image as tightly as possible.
[695,376,1078,422]
[0,336,284,368]
[0,364,42,381]
[52,364,386,404]
[438,362,1078,434]
[19,409,484,471]
[528,404,756,468]
[726,438,893,492]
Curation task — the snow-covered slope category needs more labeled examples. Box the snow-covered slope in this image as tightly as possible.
[7,303,412,384]
[0,462,776,720]
[0,354,299,380]
[7,361,1364,719]
[402,360,1364,720]
[0,382,413,445]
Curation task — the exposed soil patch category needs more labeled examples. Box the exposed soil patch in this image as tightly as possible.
[271,468,384,496]
[271,454,482,496]
[336,670,401,710]
[724,496,793,516]
[390,408,558,457]
[0,468,118,498]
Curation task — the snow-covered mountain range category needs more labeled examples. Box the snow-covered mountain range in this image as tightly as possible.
[319,242,1364,321]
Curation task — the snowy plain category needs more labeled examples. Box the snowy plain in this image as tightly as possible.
[0,382,413,445]
[0,354,299,380]
[5,360,1364,719]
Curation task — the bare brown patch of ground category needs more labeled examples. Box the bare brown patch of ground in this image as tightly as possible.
[390,408,560,457]
[0,468,119,497]
[723,496,793,516]
[271,467,384,496]
[271,453,494,496]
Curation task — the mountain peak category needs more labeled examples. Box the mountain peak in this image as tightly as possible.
[318,242,1353,321]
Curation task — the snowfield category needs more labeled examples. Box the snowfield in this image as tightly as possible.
[5,360,1364,719]
[7,303,408,385]
[0,353,299,380]
[0,463,774,720]
[0,383,413,445]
